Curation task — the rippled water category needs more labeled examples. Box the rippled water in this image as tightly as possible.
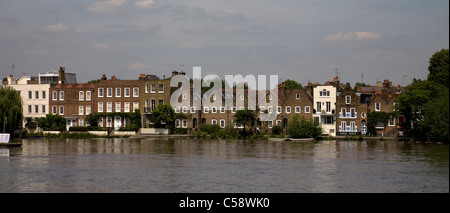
[1,138,448,193]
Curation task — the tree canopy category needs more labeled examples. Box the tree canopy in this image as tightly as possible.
[0,86,23,134]
[284,79,302,90]
[151,104,175,129]
[427,48,449,88]
[233,109,255,129]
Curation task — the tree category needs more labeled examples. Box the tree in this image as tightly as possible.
[35,114,66,131]
[423,89,449,141]
[234,109,255,130]
[285,79,302,90]
[0,86,23,134]
[427,49,449,88]
[151,104,175,129]
[286,115,321,139]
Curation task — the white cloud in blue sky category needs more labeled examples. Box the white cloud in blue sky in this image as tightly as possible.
[0,0,448,86]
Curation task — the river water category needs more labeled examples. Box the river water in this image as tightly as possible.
[0,138,448,193]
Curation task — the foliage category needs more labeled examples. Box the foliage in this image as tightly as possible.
[422,89,449,141]
[85,110,141,131]
[69,126,89,132]
[367,112,395,136]
[151,104,175,129]
[285,79,302,90]
[427,48,449,88]
[199,124,221,134]
[286,115,321,139]
[271,125,283,135]
[35,114,66,131]
[0,86,23,134]
[233,109,255,129]
[174,128,188,134]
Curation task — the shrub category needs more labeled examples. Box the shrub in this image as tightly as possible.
[272,125,283,135]
[286,115,321,139]
[69,126,89,132]
[199,124,221,134]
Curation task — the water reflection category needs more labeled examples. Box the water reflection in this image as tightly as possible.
[0,138,448,193]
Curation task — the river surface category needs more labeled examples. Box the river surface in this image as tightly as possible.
[0,137,448,193]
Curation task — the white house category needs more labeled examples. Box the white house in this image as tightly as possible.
[313,84,337,136]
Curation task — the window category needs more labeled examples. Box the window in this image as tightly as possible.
[86,106,91,115]
[286,106,291,114]
[79,91,84,101]
[260,106,266,113]
[159,84,164,93]
[220,119,225,128]
[79,106,84,115]
[133,87,139,97]
[268,121,273,128]
[79,119,84,127]
[183,93,187,100]
[350,108,356,118]
[345,95,351,105]
[53,91,57,100]
[98,88,104,97]
[86,91,91,101]
[52,106,57,114]
[182,106,188,113]
[158,99,164,106]
[295,106,301,113]
[124,102,130,113]
[393,102,399,111]
[42,91,46,99]
[116,88,121,97]
[59,91,64,100]
[220,106,225,113]
[34,105,39,113]
[125,88,130,97]
[340,121,347,132]
[388,117,395,126]
[276,120,281,126]
[375,102,381,111]
[204,107,209,113]
[323,116,334,124]
[115,102,121,112]
[107,88,112,97]
[316,102,321,111]
[133,102,139,112]
[232,107,236,113]
[182,119,187,128]
[107,102,112,112]
[341,108,347,118]
[361,112,366,118]
[175,106,180,113]
[296,93,300,99]
[35,91,39,99]
[106,117,112,128]
[145,84,149,93]
[151,99,156,110]
[305,106,310,113]
[42,105,46,114]
[326,102,331,112]
[191,106,196,113]
[175,119,180,128]
[277,106,282,114]
[151,84,156,93]
[268,106,273,113]
[212,107,217,113]
[28,91,32,99]
[350,122,356,132]
[59,106,64,115]
[98,102,103,112]
[212,119,217,125]
[99,117,103,127]
[320,89,330,97]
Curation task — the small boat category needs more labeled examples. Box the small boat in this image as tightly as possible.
[0,133,22,147]
[285,138,315,142]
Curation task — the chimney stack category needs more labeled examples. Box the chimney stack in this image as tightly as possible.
[101,74,107,80]
[58,67,65,84]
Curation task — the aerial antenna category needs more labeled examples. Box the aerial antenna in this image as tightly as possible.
[361,73,364,83]
[180,64,184,72]
[12,64,15,76]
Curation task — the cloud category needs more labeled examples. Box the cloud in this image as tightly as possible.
[45,23,69,32]
[94,43,110,49]
[87,0,126,14]
[181,42,204,49]
[129,62,151,70]
[324,32,383,41]
[135,0,155,8]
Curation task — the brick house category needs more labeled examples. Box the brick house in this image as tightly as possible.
[50,83,95,130]
[274,83,314,129]
[336,83,368,135]
[139,73,172,128]
[92,75,140,129]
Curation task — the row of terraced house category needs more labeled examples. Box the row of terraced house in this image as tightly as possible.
[2,67,405,137]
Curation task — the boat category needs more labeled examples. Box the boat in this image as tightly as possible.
[284,138,315,142]
[0,133,22,147]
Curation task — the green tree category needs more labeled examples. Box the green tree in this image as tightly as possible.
[35,114,66,131]
[233,109,255,130]
[151,104,175,129]
[0,86,23,134]
[286,115,321,139]
[423,90,449,141]
[285,79,302,90]
[427,49,449,88]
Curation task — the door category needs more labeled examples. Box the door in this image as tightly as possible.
[114,117,122,130]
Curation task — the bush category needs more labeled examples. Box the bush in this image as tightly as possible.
[199,124,221,134]
[174,128,188,134]
[69,126,89,132]
[286,115,321,139]
[272,125,283,135]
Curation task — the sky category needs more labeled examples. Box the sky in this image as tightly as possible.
[0,0,448,87]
